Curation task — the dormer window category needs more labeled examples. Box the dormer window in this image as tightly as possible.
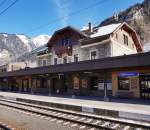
[62,37,70,46]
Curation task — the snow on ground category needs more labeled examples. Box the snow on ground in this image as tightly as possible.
[0,50,11,65]
[91,23,121,38]
[144,43,150,52]
[0,50,10,58]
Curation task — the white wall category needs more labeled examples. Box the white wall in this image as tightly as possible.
[111,39,137,57]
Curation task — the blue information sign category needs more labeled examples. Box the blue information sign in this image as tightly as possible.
[118,72,139,77]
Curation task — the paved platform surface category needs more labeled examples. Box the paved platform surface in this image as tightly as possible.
[0,91,150,122]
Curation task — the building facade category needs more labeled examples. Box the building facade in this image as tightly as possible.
[1,22,149,99]
[0,52,150,99]
[36,22,142,66]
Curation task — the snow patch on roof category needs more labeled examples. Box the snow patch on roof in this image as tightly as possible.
[91,23,121,38]
[37,46,48,53]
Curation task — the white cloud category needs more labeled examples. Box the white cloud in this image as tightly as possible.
[53,0,70,26]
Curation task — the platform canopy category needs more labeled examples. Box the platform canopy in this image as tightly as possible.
[0,52,150,77]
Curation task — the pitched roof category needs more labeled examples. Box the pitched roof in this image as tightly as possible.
[81,34,110,46]
[120,22,143,52]
[90,23,121,38]
[36,46,48,53]
[47,26,88,46]
[55,26,88,37]
[81,22,143,52]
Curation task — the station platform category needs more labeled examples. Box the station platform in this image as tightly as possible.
[0,91,150,122]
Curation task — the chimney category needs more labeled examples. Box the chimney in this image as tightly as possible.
[88,22,92,33]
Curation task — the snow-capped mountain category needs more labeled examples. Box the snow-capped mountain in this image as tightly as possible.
[0,33,50,65]
[32,35,50,47]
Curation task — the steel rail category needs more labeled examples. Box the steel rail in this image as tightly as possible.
[0,98,149,130]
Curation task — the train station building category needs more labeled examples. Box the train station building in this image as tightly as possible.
[0,22,150,100]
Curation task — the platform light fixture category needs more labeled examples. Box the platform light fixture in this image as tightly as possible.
[84,72,92,74]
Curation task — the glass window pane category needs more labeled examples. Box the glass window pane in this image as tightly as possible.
[118,77,130,90]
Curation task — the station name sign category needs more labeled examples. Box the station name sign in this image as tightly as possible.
[118,72,139,77]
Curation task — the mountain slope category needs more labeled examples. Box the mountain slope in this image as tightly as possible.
[99,0,150,47]
[32,35,51,47]
[0,33,50,65]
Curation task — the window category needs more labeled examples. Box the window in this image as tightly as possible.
[62,37,70,46]
[31,79,36,88]
[116,33,118,39]
[73,76,80,89]
[38,60,42,66]
[123,34,128,46]
[63,57,67,64]
[54,58,57,65]
[90,77,98,90]
[42,60,47,66]
[42,79,47,88]
[91,51,97,60]
[74,54,78,62]
[68,56,72,63]
[36,80,41,88]
[3,68,7,72]
[118,77,130,90]
[58,58,62,64]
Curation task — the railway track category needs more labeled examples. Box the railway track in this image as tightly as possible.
[0,98,149,130]
[0,123,12,130]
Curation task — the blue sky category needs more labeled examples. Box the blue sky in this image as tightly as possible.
[0,0,144,37]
